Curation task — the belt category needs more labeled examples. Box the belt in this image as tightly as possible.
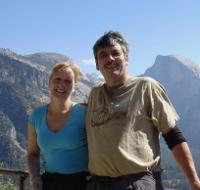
[42,171,89,180]
[91,171,161,181]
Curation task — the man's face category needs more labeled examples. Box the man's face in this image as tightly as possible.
[96,44,128,84]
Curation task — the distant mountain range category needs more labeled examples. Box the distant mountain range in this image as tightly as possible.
[0,48,200,176]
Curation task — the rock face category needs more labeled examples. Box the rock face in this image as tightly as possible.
[143,55,200,149]
[0,110,26,169]
[26,52,70,70]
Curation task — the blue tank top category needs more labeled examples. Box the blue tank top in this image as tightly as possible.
[29,103,88,174]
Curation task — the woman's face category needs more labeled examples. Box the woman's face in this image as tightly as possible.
[49,68,75,101]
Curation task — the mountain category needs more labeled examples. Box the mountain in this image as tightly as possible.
[26,52,70,70]
[0,110,26,169]
[143,55,200,188]
[143,55,200,149]
[82,73,104,87]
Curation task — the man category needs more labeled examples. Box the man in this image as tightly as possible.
[86,31,200,190]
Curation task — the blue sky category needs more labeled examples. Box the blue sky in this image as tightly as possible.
[1,0,200,75]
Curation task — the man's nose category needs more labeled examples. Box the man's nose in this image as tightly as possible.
[107,54,115,60]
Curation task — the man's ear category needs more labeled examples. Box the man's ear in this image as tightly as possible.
[96,60,99,70]
[125,54,128,63]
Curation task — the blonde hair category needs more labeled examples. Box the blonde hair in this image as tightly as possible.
[49,61,81,82]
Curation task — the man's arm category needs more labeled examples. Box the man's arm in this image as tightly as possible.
[171,142,200,190]
[162,126,200,189]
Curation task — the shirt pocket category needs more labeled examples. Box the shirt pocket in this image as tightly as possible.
[91,105,110,127]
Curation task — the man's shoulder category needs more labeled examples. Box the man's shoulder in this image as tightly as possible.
[134,76,160,86]
[135,76,157,83]
[134,76,167,96]
[91,82,105,91]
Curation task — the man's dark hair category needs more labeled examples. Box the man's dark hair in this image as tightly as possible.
[93,31,129,59]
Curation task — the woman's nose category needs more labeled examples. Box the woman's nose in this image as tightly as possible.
[57,80,66,87]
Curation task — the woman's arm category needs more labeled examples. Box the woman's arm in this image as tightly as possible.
[27,124,42,190]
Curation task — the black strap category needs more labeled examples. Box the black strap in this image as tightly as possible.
[162,126,187,150]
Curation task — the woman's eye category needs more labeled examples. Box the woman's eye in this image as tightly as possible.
[54,78,61,82]
[64,80,72,84]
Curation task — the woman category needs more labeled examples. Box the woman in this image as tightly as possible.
[27,61,88,190]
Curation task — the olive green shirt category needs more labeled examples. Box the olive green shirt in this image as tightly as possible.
[86,77,179,177]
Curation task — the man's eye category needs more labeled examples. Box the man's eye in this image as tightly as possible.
[99,54,107,59]
[112,51,121,57]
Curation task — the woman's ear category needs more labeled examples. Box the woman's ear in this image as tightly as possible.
[72,82,78,93]
[48,79,51,88]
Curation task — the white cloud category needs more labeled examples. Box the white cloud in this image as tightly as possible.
[82,58,95,66]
